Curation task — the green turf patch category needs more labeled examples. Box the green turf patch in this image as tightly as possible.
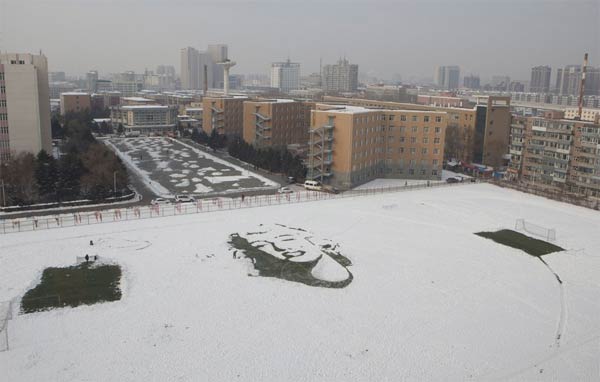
[21,263,122,314]
[475,229,564,257]
[229,233,353,289]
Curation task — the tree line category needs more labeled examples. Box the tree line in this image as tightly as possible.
[1,111,128,207]
[189,129,306,180]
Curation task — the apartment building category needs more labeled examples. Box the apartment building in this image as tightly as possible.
[321,59,359,93]
[434,66,460,90]
[508,114,600,198]
[202,95,247,136]
[60,92,91,115]
[271,60,300,93]
[0,53,52,160]
[322,96,511,168]
[110,104,178,135]
[308,105,446,189]
[564,107,600,123]
[243,99,312,148]
[530,66,551,93]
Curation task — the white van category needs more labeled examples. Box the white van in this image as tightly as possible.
[303,180,322,191]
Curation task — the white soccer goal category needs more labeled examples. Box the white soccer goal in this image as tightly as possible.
[0,300,14,352]
[515,219,557,242]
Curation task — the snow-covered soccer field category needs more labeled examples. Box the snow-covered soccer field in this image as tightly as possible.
[1,184,599,381]
[105,137,278,197]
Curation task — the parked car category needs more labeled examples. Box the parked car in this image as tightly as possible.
[303,180,322,191]
[446,177,460,184]
[151,198,171,205]
[175,195,196,203]
[287,176,296,184]
[278,187,294,194]
[323,186,340,194]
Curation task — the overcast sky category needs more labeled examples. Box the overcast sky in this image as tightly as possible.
[1,0,598,81]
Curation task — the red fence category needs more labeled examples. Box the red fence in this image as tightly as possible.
[1,182,469,235]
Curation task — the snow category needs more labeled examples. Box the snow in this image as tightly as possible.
[311,254,350,282]
[1,184,599,381]
[354,171,470,190]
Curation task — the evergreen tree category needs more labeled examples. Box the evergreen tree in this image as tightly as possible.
[35,150,58,200]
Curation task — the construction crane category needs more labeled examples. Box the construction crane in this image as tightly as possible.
[577,53,588,120]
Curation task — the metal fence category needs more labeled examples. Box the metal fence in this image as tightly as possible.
[0,181,470,235]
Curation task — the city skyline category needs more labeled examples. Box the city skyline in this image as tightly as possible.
[1,0,598,81]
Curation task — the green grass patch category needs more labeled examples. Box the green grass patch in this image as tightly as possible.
[229,233,353,289]
[475,229,564,257]
[21,262,122,314]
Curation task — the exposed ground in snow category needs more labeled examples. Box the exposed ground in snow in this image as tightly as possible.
[105,137,278,198]
[1,184,599,381]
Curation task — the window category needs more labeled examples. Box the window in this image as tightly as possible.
[399,126,406,133]
[435,127,441,134]
[411,137,416,143]
[424,116,430,122]
[389,115,394,121]
[423,127,429,133]
[411,116,418,122]
[433,159,439,165]
[399,137,405,143]
[432,169,438,176]
[421,148,428,154]
[435,116,442,123]
[412,126,418,133]
[410,148,416,155]
[423,137,429,144]
[434,138,440,144]
[420,169,426,175]
[398,147,404,153]
[400,115,407,121]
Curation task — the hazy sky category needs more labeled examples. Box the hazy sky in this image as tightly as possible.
[1,0,598,81]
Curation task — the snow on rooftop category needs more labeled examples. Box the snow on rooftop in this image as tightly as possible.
[121,105,168,109]
[122,97,153,102]
[60,92,89,96]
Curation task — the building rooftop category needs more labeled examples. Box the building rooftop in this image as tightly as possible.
[121,105,169,110]
[61,92,89,96]
[122,97,153,102]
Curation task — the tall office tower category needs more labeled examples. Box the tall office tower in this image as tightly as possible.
[321,58,359,92]
[434,66,460,90]
[86,70,98,92]
[271,59,300,93]
[180,47,201,90]
[530,66,551,93]
[556,65,581,95]
[156,65,176,77]
[463,74,480,90]
[208,44,228,88]
[0,53,52,160]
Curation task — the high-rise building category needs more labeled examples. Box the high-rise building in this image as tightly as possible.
[156,65,176,77]
[556,65,581,95]
[434,66,460,90]
[322,58,359,92]
[530,66,551,93]
[60,92,91,115]
[86,71,98,93]
[463,74,480,90]
[307,105,447,189]
[180,45,227,90]
[271,59,300,93]
[0,53,52,160]
[243,99,312,148]
[208,44,228,89]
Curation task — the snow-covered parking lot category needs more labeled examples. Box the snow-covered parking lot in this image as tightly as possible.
[105,137,279,197]
[1,184,599,381]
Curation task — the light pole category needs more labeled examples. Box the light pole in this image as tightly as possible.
[113,171,117,198]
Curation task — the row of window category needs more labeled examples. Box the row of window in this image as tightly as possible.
[0,113,7,121]
[352,114,443,124]
[0,126,8,134]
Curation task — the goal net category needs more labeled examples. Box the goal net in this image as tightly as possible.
[515,219,557,242]
[0,300,13,352]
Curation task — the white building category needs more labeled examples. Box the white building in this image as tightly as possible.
[0,53,52,160]
[271,59,300,93]
[180,44,228,91]
[110,104,178,135]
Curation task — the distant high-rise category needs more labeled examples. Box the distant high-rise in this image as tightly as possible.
[180,45,227,90]
[322,58,358,92]
[271,59,300,92]
[156,65,176,77]
[434,66,460,90]
[86,71,98,93]
[0,53,52,160]
[556,65,581,95]
[529,66,551,93]
[463,74,480,90]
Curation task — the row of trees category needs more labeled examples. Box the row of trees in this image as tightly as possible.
[2,111,129,207]
[226,137,306,180]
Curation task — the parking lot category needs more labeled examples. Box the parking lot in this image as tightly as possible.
[105,137,279,198]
